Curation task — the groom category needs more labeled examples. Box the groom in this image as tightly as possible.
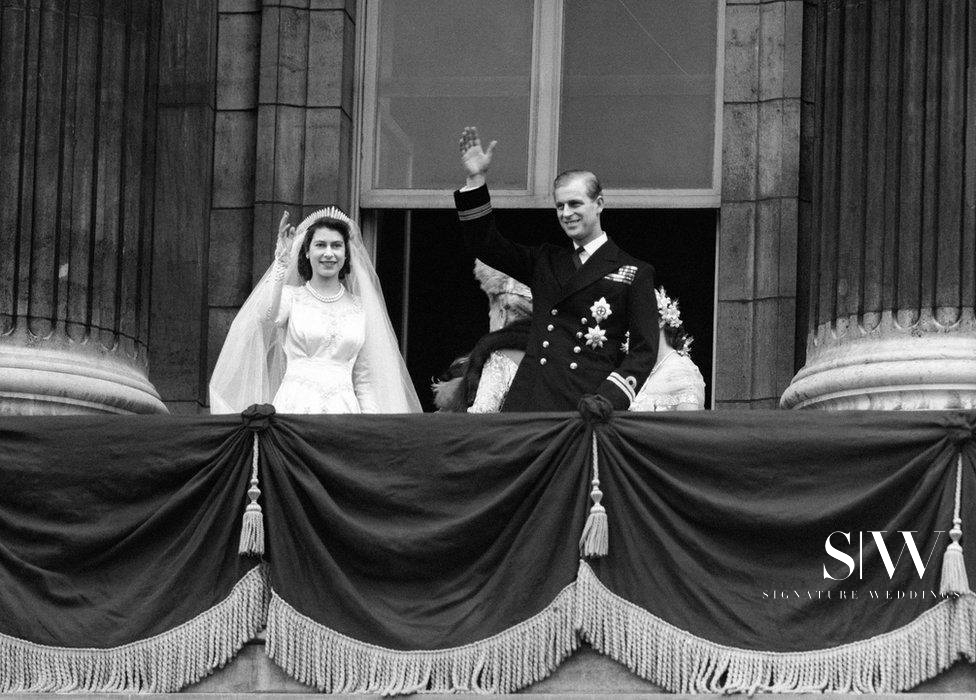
[453,127,659,412]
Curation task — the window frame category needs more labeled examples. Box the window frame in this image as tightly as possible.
[357,0,725,210]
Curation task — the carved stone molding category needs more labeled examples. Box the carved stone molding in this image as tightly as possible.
[0,329,165,415]
[781,310,976,410]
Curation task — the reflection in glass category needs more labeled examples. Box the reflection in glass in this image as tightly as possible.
[374,0,534,190]
[558,0,718,189]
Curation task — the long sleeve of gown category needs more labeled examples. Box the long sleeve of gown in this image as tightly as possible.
[352,349,379,413]
[266,261,291,326]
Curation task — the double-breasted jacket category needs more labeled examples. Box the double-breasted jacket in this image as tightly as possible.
[454,185,659,411]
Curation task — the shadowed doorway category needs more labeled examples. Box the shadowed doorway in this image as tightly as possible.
[374,208,716,412]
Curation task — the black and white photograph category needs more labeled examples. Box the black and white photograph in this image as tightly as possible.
[1,0,976,695]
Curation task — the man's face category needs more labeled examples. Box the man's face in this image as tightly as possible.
[553,177,604,246]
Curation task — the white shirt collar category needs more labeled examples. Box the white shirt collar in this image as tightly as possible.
[576,233,608,261]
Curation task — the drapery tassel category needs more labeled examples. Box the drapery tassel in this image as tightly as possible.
[239,433,265,556]
[940,453,970,596]
[579,432,608,558]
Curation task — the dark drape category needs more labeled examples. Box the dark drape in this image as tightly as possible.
[1,408,974,693]
[590,410,976,650]
[0,414,255,647]
[257,409,975,653]
[261,412,589,648]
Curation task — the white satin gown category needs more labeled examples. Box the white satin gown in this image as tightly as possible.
[271,285,377,413]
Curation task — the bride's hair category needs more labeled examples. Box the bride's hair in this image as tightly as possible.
[297,217,352,281]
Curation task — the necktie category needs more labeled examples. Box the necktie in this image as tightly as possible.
[573,247,584,270]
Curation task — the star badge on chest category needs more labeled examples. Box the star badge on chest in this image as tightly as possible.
[590,297,612,322]
[584,325,607,349]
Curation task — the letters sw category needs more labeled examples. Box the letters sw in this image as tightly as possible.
[823,530,944,580]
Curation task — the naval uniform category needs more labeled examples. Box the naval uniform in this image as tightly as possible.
[454,184,659,412]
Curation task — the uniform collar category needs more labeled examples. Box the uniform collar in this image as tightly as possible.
[575,232,608,259]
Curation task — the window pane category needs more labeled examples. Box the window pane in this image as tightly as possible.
[373,0,534,190]
[558,0,718,189]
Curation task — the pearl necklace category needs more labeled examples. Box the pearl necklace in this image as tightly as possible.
[305,282,344,303]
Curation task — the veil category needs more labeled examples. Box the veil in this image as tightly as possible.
[208,207,422,414]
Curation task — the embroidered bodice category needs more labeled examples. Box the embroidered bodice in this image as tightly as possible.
[271,285,374,413]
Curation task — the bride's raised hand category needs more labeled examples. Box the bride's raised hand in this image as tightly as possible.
[275,210,296,263]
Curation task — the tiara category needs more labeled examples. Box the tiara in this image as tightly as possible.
[655,287,682,329]
[295,206,358,241]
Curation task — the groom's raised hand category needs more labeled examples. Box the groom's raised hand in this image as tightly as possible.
[458,126,496,190]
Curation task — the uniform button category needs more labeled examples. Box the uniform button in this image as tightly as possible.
[576,331,583,338]
[580,317,588,324]
[547,324,554,331]
[542,340,549,348]
[550,309,558,316]
[540,358,547,365]
[569,362,578,370]
[573,346,581,353]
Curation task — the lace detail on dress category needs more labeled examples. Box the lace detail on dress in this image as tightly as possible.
[468,352,520,413]
[632,390,702,411]
[630,351,706,412]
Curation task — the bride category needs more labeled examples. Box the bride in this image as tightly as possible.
[209,207,421,414]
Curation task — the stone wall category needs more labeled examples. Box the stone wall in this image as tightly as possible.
[713,0,804,409]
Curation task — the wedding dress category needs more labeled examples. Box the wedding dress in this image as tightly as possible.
[270,285,376,413]
[209,207,421,415]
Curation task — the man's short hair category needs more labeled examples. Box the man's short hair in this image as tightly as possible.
[553,170,602,200]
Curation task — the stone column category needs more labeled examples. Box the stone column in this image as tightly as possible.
[782,0,976,409]
[0,0,166,414]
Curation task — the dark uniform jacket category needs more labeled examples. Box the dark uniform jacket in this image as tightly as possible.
[454,184,659,412]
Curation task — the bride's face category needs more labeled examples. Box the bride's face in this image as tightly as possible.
[307,227,346,281]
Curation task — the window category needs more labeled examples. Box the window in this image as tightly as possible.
[358,1,722,410]
[360,0,722,208]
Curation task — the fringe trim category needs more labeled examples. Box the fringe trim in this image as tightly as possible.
[265,583,579,694]
[0,565,268,693]
[575,560,976,693]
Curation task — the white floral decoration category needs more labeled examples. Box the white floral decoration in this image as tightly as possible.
[655,287,681,328]
[678,335,693,357]
[590,297,612,322]
[620,330,630,355]
[584,325,607,349]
